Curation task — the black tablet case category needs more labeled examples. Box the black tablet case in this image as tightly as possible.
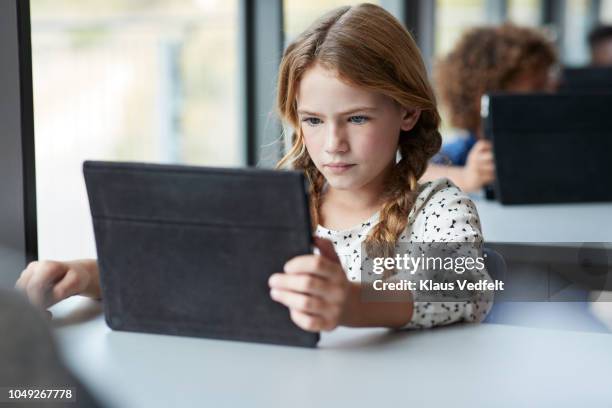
[83,161,318,348]
[483,93,612,204]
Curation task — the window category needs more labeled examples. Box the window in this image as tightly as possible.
[508,0,542,26]
[603,0,612,22]
[563,0,592,65]
[435,0,486,58]
[283,0,378,45]
[434,0,486,137]
[31,0,239,260]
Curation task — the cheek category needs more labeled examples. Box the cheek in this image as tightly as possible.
[302,127,324,162]
[353,123,400,160]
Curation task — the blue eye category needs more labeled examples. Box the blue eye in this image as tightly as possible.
[302,117,322,126]
[349,115,369,124]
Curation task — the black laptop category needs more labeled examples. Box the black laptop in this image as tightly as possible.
[559,67,612,93]
[83,161,318,347]
[482,93,612,204]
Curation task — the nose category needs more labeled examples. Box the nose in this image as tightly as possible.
[324,122,349,154]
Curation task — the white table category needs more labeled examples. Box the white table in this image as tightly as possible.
[473,198,612,243]
[50,297,612,408]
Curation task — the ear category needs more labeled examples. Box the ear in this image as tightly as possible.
[399,107,421,132]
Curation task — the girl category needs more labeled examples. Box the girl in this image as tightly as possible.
[17,4,492,332]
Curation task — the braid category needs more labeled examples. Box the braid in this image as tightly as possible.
[364,113,442,269]
[304,163,325,232]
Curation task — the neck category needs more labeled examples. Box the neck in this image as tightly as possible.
[325,185,383,213]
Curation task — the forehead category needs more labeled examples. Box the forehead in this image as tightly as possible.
[296,63,392,111]
[507,66,551,91]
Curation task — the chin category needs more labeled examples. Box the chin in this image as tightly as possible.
[324,175,364,191]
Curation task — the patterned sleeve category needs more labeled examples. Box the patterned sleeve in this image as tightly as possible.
[400,179,494,329]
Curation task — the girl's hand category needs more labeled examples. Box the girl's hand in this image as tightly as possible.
[268,238,350,332]
[15,259,101,309]
[463,139,495,191]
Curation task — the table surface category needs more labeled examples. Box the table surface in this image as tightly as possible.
[473,197,612,243]
[50,297,612,408]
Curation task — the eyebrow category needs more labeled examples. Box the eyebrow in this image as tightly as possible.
[297,106,378,116]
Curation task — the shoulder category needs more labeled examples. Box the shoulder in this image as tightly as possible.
[406,178,483,242]
[411,178,467,213]
[431,134,477,166]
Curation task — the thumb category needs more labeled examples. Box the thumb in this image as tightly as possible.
[314,237,341,264]
[477,139,492,151]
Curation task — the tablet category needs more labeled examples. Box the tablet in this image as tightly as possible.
[83,161,318,348]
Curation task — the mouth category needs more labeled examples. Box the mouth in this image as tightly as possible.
[324,163,356,174]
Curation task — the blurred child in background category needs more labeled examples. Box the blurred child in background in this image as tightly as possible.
[421,24,557,193]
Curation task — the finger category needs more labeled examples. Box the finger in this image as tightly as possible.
[272,288,342,324]
[477,162,495,174]
[479,169,496,184]
[482,175,495,185]
[471,143,486,155]
[25,262,65,307]
[269,273,346,303]
[477,163,496,175]
[270,288,330,316]
[16,261,41,290]
[475,140,493,151]
[289,309,328,332]
[283,255,340,281]
[476,152,494,163]
[25,278,52,308]
[313,238,341,264]
[268,273,338,300]
[15,265,35,291]
[51,269,86,305]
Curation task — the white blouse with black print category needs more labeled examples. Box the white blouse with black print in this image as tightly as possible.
[315,178,493,329]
